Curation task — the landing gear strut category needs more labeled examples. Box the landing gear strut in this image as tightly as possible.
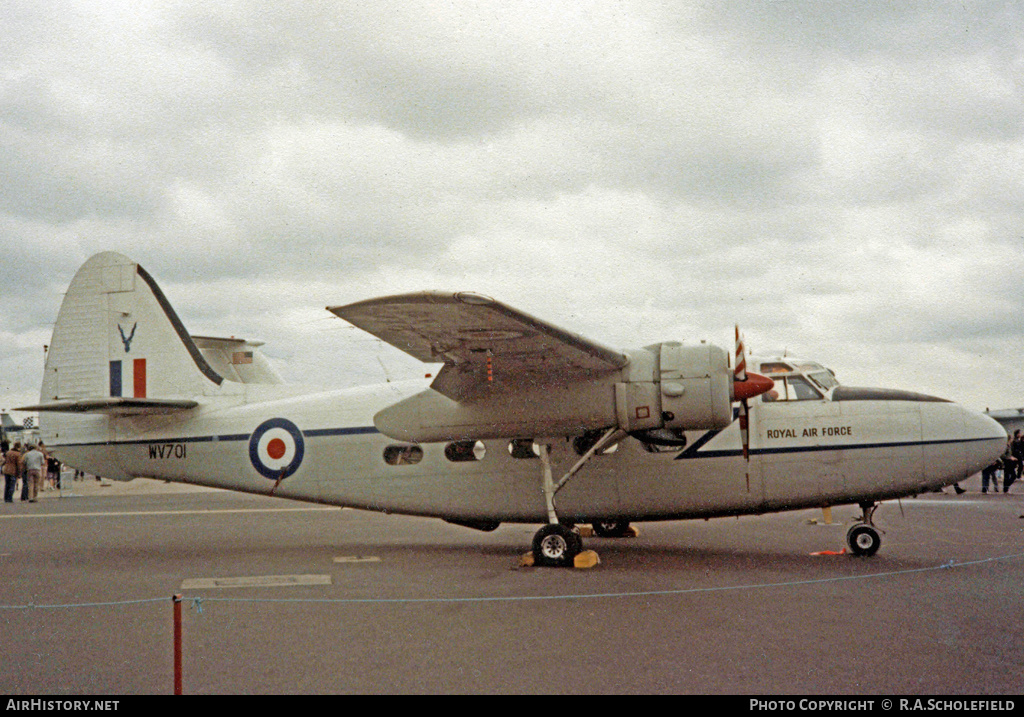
[531,428,625,568]
[846,501,882,557]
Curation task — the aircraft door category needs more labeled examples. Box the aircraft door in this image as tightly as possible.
[757,376,840,508]
[758,400,824,508]
[811,400,849,503]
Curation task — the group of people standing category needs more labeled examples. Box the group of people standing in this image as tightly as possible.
[2,438,61,503]
[980,429,1024,494]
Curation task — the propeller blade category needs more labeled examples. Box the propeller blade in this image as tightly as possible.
[733,325,774,494]
[734,326,751,473]
[734,325,747,382]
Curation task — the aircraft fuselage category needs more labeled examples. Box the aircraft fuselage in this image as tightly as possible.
[47,378,1004,525]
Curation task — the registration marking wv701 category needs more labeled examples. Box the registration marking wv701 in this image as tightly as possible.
[148,443,186,459]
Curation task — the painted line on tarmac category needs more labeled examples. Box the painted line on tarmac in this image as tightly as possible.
[181,574,332,589]
[4,550,1024,611]
[0,506,342,520]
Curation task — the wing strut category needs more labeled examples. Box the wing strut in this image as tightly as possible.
[552,427,627,497]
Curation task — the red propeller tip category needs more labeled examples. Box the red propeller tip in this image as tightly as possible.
[734,372,774,402]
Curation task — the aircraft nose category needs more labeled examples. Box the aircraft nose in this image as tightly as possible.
[920,401,1006,485]
[959,407,1008,475]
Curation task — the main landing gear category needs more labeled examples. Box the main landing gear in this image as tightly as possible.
[532,523,583,568]
[531,428,626,568]
[845,501,882,557]
[591,518,633,538]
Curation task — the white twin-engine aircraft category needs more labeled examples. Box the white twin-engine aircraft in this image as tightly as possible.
[24,252,1006,567]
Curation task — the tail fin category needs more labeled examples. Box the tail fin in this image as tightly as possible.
[39,252,223,407]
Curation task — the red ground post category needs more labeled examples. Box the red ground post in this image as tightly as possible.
[172,594,183,695]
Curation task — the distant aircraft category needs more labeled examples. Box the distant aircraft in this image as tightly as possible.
[20,252,1006,566]
[1,412,23,437]
[985,409,1024,436]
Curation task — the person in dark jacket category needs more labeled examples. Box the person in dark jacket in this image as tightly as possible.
[1005,430,1024,493]
[3,443,22,503]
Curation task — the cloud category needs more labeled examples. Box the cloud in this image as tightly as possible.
[1,0,1023,416]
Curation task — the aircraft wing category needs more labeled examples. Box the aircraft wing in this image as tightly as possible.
[17,398,199,415]
[328,291,629,401]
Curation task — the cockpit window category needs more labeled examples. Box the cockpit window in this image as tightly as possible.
[759,361,794,374]
[808,371,838,391]
[793,362,824,373]
[790,375,822,400]
[762,375,823,403]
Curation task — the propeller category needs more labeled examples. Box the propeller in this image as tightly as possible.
[733,326,774,491]
[735,326,750,478]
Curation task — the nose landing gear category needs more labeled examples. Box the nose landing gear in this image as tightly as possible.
[846,501,883,556]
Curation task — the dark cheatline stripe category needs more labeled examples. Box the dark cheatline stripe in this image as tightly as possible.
[678,435,1000,460]
[831,386,950,403]
[51,424,998,458]
[52,426,380,449]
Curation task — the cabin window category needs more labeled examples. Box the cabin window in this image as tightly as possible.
[445,440,486,462]
[508,439,540,459]
[383,445,424,465]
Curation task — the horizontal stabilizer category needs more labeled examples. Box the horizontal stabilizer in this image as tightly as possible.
[191,335,284,384]
[18,397,198,415]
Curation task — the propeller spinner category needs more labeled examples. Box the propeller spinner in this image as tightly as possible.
[732,327,774,402]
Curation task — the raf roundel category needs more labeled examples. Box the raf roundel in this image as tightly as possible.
[249,418,305,480]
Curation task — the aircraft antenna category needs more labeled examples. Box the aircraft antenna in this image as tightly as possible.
[376,347,392,383]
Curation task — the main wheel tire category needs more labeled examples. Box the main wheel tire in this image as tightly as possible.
[592,519,631,538]
[846,524,881,557]
[532,524,582,567]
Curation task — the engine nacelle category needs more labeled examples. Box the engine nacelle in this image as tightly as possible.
[373,341,735,443]
[656,342,733,431]
[614,342,732,433]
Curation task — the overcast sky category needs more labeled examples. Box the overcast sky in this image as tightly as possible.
[2,0,1022,419]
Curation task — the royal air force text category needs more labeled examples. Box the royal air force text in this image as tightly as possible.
[765,426,853,440]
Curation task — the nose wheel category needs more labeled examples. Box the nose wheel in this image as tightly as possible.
[846,501,883,556]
